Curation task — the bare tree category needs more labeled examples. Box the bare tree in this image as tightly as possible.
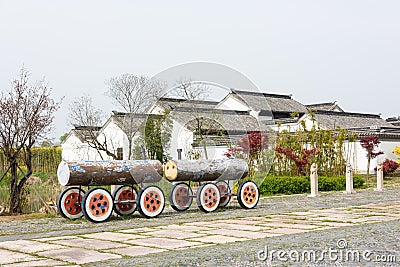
[169,80,223,160]
[0,68,61,213]
[68,95,118,160]
[106,74,165,159]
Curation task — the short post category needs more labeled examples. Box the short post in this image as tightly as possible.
[375,162,384,191]
[177,149,182,160]
[345,163,355,194]
[309,163,318,197]
[141,145,147,160]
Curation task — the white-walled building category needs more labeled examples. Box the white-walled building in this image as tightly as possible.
[62,89,400,173]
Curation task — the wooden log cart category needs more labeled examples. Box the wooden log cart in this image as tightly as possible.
[164,158,260,213]
[56,160,164,223]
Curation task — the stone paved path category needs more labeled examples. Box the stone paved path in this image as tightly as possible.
[0,199,399,266]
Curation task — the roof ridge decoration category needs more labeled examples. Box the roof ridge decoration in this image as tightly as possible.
[231,89,293,99]
[313,110,381,118]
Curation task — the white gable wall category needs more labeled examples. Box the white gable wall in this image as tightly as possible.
[61,134,102,161]
[97,120,129,160]
[169,119,194,160]
[216,95,249,111]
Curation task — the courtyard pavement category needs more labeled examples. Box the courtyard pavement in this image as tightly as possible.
[0,188,399,266]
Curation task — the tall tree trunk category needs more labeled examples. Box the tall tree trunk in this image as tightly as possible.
[9,160,21,213]
[202,138,208,160]
[367,154,371,177]
[128,137,133,160]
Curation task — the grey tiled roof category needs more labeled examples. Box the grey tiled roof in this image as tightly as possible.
[231,89,307,113]
[306,102,344,112]
[157,97,219,110]
[313,111,394,129]
[71,126,102,143]
[170,107,261,133]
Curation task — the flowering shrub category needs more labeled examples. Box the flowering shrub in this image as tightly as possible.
[393,146,400,164]
[359,136,384,175]
[224,131,270,178]
[374,159,399,176]
[274,146,318,176]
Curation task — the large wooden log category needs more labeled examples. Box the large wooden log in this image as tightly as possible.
[164,158,248,182]
[57,160,163,186]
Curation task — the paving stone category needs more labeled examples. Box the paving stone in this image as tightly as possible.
[266,228,310,235]
[145,229,206,239]
[204,228,269,239]
[216,219,267,225]
[0,249,39,265]
[38,247,121,264]
[119,227,159,234]
[259,222,320,230]
[175,244,213,250]
[125,237,201,249]
[184,221,214,226]
[360,215,399,221]
[209,222,264,231]
[50,237,128,249]
[267,215,311,221]
[310,221,354,227]
[34,235,77,242]
[290,211,315,216]
[0,239,66,253]
[107,245,166,256]
[2,259,69,267]
[81,231,147,241]
[158,224,209,232]
[189,235,249,244]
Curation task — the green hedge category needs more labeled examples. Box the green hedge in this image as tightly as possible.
[0,147,61,173]
[259,175,365,196]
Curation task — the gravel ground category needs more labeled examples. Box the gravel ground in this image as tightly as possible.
[91,220,400,267]
[0,186,399,266]
[0,187,399,241]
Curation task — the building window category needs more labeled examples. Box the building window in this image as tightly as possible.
[117,147,123,160]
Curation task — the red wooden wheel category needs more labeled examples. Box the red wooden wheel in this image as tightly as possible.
[237,181,259,209]
[137,185,165,218]
[82,188,114,223]
[169,182,193,211]
[197,183,220,213]
[215,180,231,207]
[57,187,85,220]
[113,185,137,216]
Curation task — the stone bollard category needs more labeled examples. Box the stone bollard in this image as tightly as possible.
[309,163,318,197]
[345,163,355,194]
[375,162,384,191]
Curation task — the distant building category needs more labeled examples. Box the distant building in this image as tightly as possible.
[61,89,400,173]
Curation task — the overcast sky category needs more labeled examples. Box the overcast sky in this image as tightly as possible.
[1,1,399,141]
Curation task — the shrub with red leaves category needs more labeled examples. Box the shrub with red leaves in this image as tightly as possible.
[359,136,384,175]
[275,146,318,176]
[374,159,399,175]
[224,132,269,158]
[224,131,269,178]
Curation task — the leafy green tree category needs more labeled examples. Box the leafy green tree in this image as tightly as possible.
[59,133,68,143]
[143,113,172,163]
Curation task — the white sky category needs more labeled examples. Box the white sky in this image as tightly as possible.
[1,0,399,141]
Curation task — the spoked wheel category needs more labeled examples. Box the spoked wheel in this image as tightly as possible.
[113,185,137,216]
[196,183,220,213]
[57,187,85,219]
[215,181,231,208]
[169,182,193,212]
[137,185,165,218]
[237,181,259,209]
[82,188,114,223]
